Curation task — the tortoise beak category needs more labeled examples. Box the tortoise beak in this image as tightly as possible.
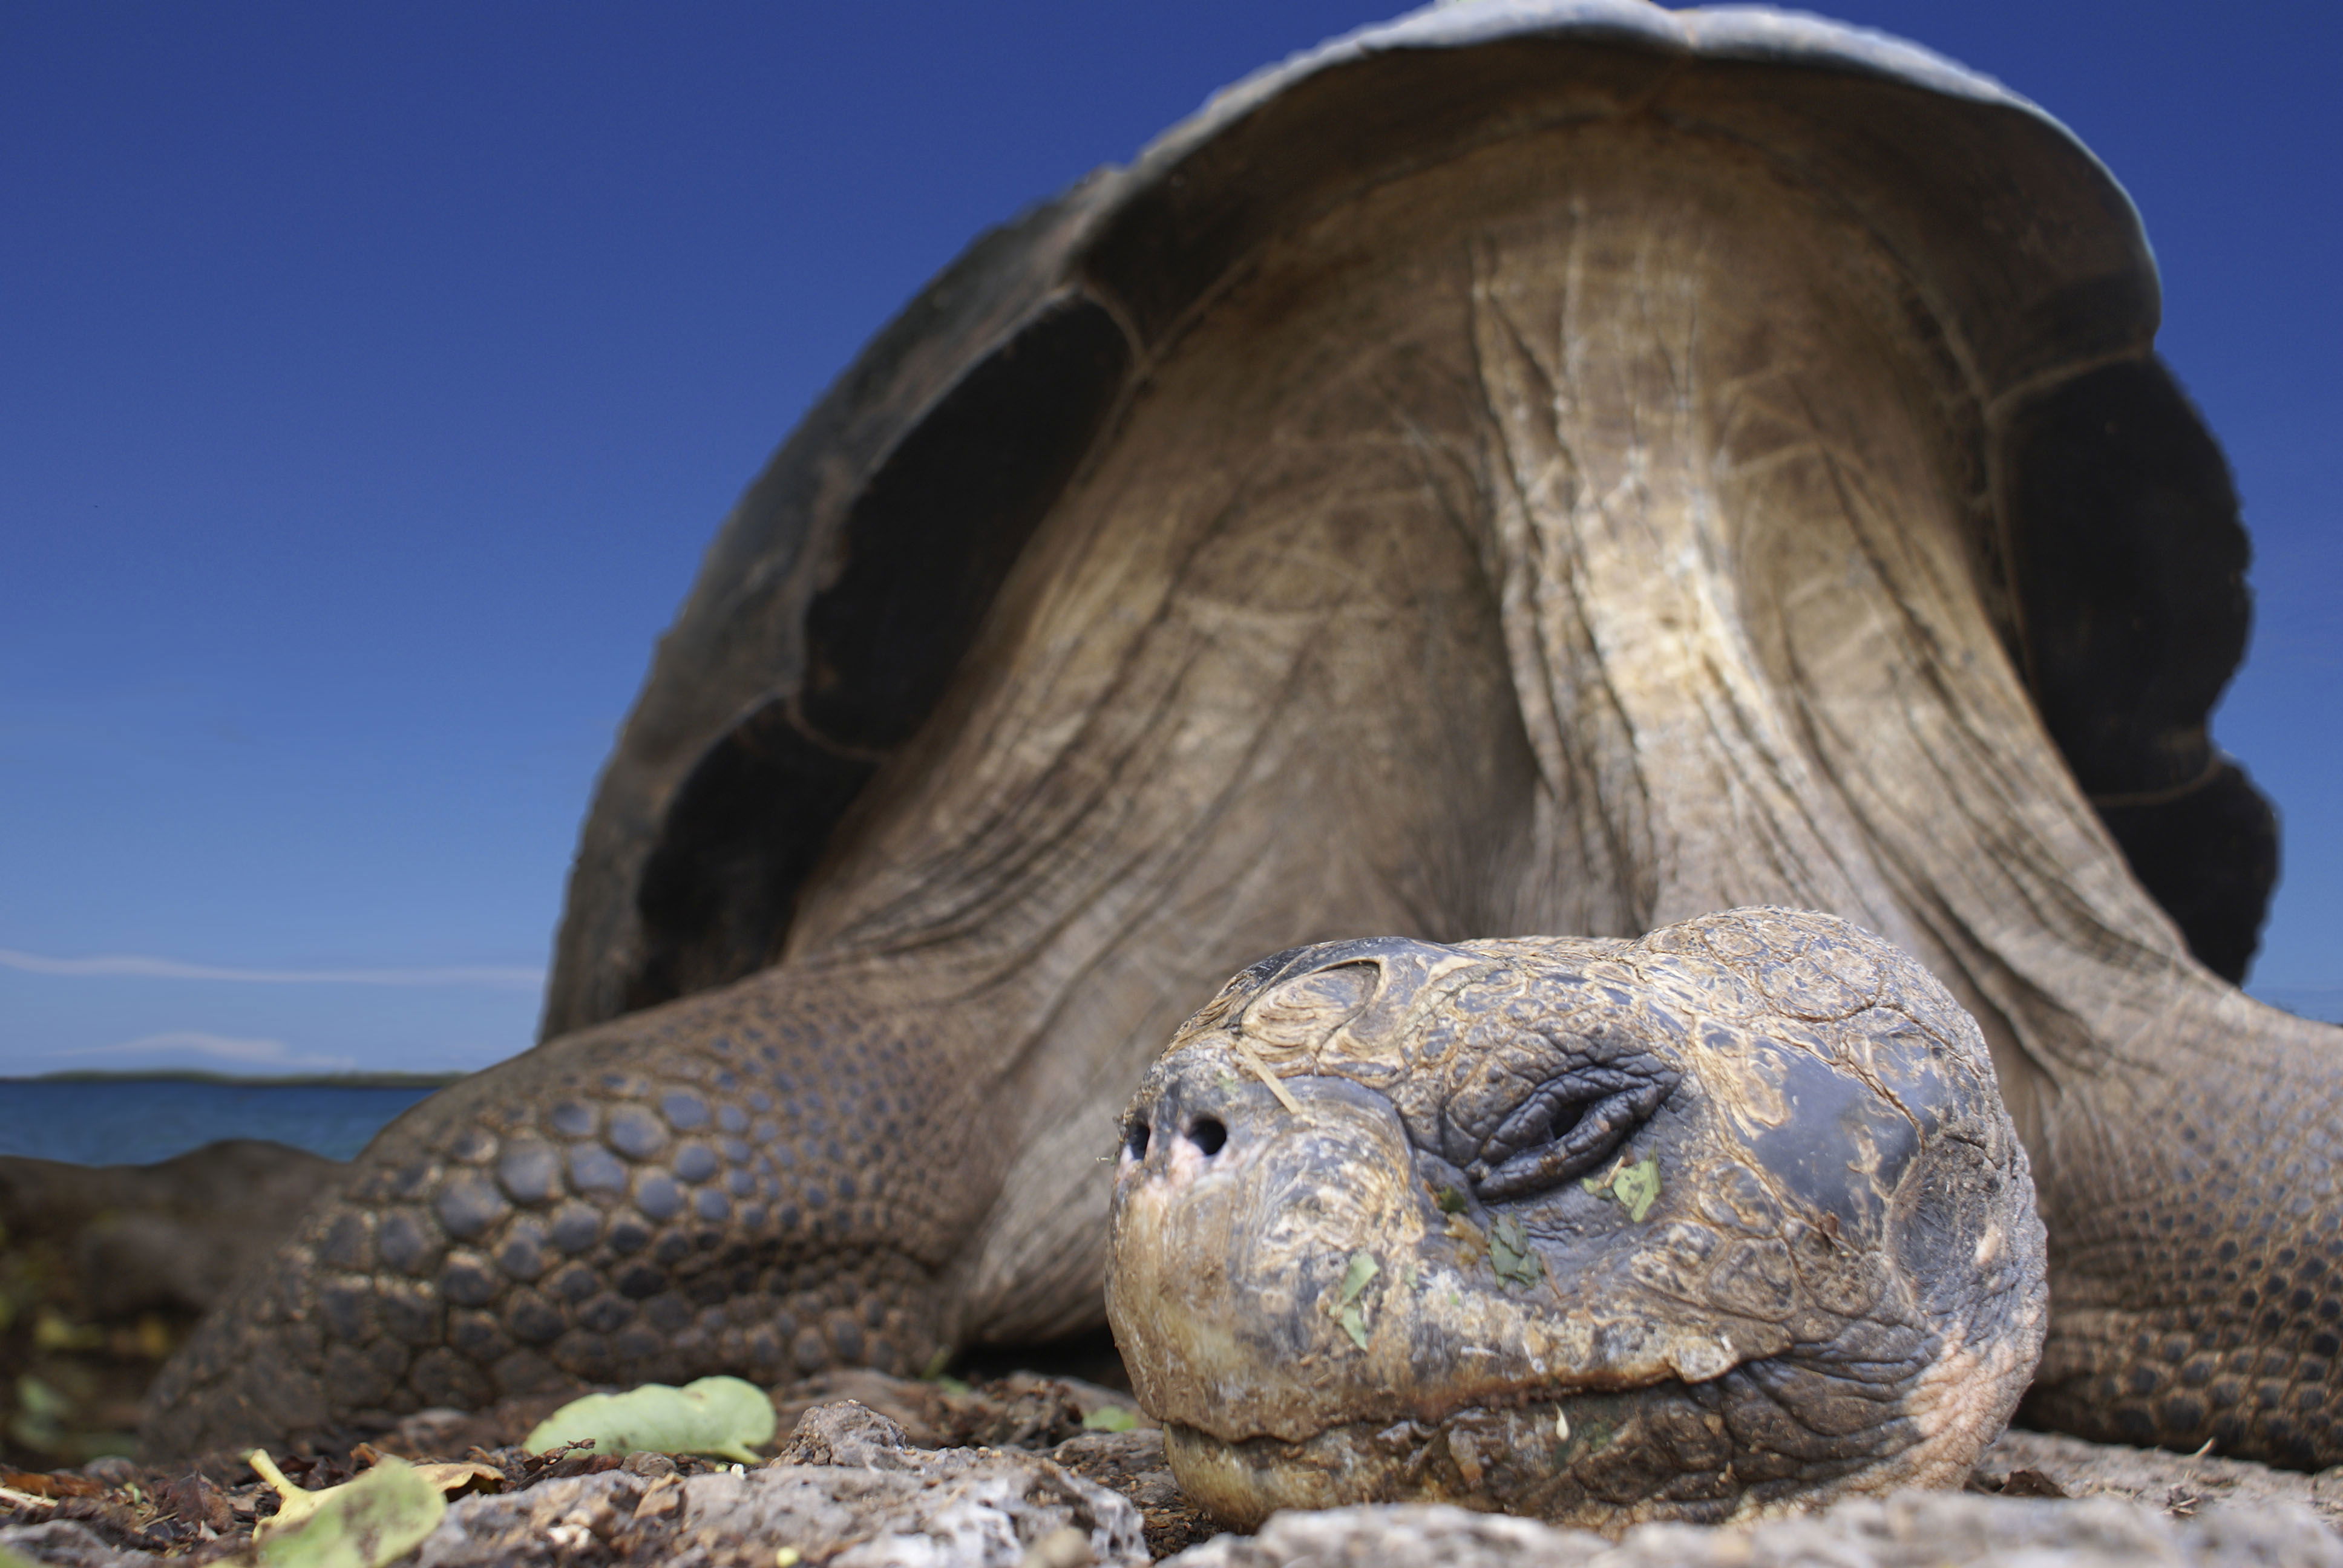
[1109,1045,1434,1443]
[1116,1057,1252,1194]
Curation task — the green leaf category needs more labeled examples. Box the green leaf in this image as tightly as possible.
[1322,1252,1380,1347]
[1611,1158,1662,1222]
[1434,1185,1469,1215]
[1487,1215,1544,1288]
[250,1451,324,1536]
[255,1456,447,1568]
[1581,1155,1662,1221]
[1081,1405,1139,1432]
[523,1376,778,1463]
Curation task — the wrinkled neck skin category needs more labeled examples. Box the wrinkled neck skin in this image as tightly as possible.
[785,114,2338,1446]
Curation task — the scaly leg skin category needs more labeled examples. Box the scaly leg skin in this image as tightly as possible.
[140,969,989,1459]
[2020,990,2343,1466]
[149,113,2343,1468]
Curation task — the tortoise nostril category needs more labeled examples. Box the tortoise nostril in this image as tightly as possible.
[1190,1117,1228,1157]
[1126,1121,1152,1161]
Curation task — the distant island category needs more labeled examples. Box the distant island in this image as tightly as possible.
[8,1069,467,1089]
[0,1072,465,1164]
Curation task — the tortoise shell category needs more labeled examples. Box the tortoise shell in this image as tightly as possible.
[543,0,2269,1044]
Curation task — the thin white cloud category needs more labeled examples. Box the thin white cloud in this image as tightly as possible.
[54,1031,360,1073]
[0,949,543,990]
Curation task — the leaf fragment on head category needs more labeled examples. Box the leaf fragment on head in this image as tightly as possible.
[1325,1252,1380,1347]
[1487,1215,1543,1288]
[1613,1157,1662,1221]
[1582,1155,1662,1221]
[523,1375,777,1463]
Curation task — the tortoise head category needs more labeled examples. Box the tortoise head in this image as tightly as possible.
[1107,908,2045,1531]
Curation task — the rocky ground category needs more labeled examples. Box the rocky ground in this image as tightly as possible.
[10,1144,2343,1565]
[3,1368,2342,1567]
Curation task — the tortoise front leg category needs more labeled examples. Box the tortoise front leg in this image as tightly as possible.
[2019,989,2343,1464]
[140,967,989,1459]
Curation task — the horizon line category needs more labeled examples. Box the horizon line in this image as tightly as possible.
[0,947,545,990]
[0,1068,468,1087]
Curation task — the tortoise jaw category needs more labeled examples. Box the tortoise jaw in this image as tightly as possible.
[1158,1387,1720,1535]
[1159,1336,2034,1537]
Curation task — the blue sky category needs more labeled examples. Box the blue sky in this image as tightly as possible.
[3,1,2336,1078]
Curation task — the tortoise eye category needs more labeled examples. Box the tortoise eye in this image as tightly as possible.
[1468,1068,1673,1201]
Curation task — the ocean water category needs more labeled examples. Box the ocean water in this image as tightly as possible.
[0,1079,446,1166]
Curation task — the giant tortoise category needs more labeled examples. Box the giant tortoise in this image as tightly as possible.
[149,0,2342,1488]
